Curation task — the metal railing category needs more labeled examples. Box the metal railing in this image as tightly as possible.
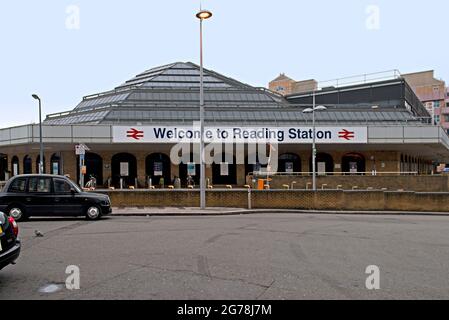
[317,70,402,91]
[249,171,420,177]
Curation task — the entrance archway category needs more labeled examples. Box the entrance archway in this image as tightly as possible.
[309,153,334,175]
[245,154,264,177]
[342,153,366,175]
[212,154,237,185]
[278,153,301,173]
[50,154,61,175]
[111,153,137,188]
[179,153,200,187]
[0,154,8,180]
[146,153,171,186]
[11,156,19,176]
[77,152,104,186]
[23,155,32,174]
[36,155,46,174]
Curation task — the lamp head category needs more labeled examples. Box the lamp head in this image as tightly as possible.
[32,94,40,100]
[196,10,213,20]
[314,105,327,111]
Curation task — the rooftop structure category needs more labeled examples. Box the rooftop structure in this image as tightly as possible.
[44,63,429,126]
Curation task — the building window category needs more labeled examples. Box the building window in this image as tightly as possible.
[435,115,441,123]
[276,86,285,92]
[445,115,449,123]
[434,101,440,108]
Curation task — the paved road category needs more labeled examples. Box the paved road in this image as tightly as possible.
[1,213,449,300]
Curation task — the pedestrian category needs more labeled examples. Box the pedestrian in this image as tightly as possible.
[187,175,194,188]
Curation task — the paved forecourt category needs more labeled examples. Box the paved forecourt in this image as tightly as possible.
[1,213,449,300]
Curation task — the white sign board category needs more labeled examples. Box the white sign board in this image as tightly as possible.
[120,162,129,177]
[187,163,196,176]
[153,162,163,177]
[220,162,229,176]
[113,126,368,144]
[318,162,326,176]
[75,145,85,155]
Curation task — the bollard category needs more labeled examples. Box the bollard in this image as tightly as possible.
[247,187,252,210]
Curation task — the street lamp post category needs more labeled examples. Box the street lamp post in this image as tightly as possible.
[303,91,327,191]
[32,94,44,174]
[196,9,212,210]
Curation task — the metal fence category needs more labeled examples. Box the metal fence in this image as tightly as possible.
[249,171,420,177]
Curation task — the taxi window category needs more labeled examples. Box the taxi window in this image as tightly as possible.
[8,178,27,193]
[54,179,73,193]
[28,177,52,193]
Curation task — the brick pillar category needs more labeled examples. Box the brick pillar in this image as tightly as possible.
[171,162,179,181]
[62,151,77,180]
[206,164,213,186]
[136,153,146,188]
[103,153,112,188]
[333,151,343,175]
[302,153,310,175]
[237,164,246,186]
[44,152,51,174]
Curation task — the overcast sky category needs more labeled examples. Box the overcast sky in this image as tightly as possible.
[1,0,448,128]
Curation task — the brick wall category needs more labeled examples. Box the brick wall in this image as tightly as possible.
[263,175,449,192]
[102,190,449,212]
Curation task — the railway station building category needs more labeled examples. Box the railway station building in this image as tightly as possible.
[0,62,448,188]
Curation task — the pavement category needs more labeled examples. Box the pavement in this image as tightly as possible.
[2,213,449,300]
[111,207,449,217]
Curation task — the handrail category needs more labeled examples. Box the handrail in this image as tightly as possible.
[46,105,112,119]
[248,171,420,177]
[317,70,401,90]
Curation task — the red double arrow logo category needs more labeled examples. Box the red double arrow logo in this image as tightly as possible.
[338,129,355,141]
[127,128,144,140]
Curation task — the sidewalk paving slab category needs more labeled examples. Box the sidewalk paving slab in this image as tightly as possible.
[110,207,449,217]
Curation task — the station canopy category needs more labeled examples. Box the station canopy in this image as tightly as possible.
[44,62,426,126]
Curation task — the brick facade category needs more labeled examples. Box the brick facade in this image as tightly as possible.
[2,147,433,189]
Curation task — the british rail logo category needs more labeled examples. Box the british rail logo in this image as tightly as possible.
[126,128,144,140]
[338,129,355,141]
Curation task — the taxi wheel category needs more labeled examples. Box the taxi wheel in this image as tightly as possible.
[8,205,27,222]
[86,206,102,220]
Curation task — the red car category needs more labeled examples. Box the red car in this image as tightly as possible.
[0,211,20,270]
